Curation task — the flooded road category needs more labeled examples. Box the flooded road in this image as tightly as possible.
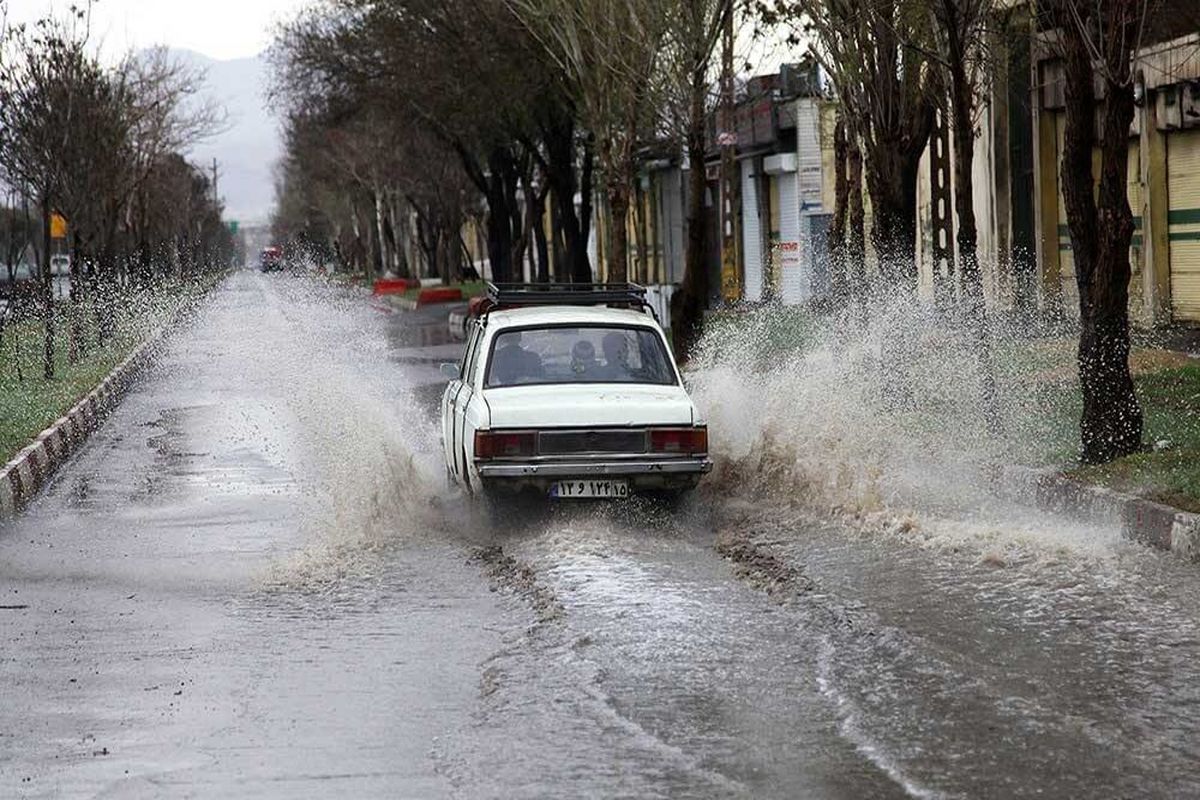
[3,271,1200,798]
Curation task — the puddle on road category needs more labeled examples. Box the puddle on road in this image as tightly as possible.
[433,508,909,800]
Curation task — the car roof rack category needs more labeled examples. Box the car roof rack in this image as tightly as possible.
[485,282,648,308]
[476,282,658,322]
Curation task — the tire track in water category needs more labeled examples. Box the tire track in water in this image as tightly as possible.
[441,509,909,799]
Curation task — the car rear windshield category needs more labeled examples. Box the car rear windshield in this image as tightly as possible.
[485,325,677,388]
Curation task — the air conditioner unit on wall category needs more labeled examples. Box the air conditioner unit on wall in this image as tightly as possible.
[1040,60,1066,110]
[1183,81,1200,129]
[1157,85,1183,131]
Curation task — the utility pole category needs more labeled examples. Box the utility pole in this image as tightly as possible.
[718,0,741,303]
[210,159,220,208]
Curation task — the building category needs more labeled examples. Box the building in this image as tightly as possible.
[724,66,831,306]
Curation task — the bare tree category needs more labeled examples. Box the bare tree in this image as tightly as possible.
[0,11,94,377]
[923,0,1003,430]
[663,0,732,361]
[507,0,671,282]
[1045,0,1145,463]
[271,0,576,283]
[121,48,225,286]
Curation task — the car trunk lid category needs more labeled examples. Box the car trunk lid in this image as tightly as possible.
[482,384,695,429]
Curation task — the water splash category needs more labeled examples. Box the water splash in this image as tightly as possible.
[689,296,1119,557]
[246,277,461,591]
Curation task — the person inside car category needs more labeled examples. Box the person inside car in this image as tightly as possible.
[596,331,632,381]
[491,330,543,385]
[571,339,601,377]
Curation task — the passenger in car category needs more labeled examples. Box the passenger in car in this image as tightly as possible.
[492,331,543,384]
[596,332,631,381]
[571,339,601,377]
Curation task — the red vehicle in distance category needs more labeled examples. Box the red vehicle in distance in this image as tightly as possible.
[259,246,284,272]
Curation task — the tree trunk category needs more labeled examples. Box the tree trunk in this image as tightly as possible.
[349,201,365,275]
[672,63,712,363]
[632,183,648,284]
[550,199,568,282]
[380,192,402,278]
[484,202,512,283]
[532,189,550,283]
[606,180,630,283]
[829,117,850,303]
[865,145,922,292]
[506,159,528,280]
[543,117,593,282]
[40,203,54,380]
[67,231,81,363]
[373,187,390,279]
[1060,6,1142,464]
[847,135,866,304]
[483,147,521,283]
[577,135,595,282]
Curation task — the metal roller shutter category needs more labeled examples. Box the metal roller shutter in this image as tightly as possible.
[1168,129,1200,322]
[778,172,806,305]
[741,160,763,302]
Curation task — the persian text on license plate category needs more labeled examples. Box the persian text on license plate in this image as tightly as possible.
[550,480,630,499]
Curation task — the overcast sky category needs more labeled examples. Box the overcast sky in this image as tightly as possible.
[4,0,306,61]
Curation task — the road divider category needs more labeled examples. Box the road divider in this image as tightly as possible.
[383,287,466,311]
[417,287,463,305]
[372,278,419,296]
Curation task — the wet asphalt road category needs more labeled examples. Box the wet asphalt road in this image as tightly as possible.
[3,270,1200,799]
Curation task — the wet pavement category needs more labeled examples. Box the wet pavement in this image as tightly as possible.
[3,270,1200,798]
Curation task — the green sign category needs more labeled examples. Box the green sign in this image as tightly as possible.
[227,220,239,234]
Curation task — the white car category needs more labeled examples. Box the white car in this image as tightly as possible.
[440,284,711,502]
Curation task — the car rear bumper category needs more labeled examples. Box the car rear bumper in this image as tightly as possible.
[476,457,712,493]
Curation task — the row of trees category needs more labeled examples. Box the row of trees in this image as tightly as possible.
[272,0,1181,465]
[269,0,729,356]
[771,0,1175,464]
[0,3,232,380]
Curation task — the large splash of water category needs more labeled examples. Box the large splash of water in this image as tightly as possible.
[688,296,1120,557]
[246,278,458,591]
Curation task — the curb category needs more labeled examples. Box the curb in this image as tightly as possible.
[990,463,1200,562]
[0,289,209,520]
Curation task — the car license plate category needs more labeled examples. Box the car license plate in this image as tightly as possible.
[549,480,630,499]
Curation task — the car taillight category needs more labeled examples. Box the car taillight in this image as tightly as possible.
[474,430,537,460]
[649,426,707,455]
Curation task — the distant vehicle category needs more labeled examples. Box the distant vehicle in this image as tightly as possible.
[50,255,70,276]
[440,283,711,504]
[260,246,284,272]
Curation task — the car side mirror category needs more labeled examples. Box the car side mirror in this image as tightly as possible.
[440,362,461,380]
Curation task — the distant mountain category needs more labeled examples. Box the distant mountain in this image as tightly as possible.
[164,49,279,226]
